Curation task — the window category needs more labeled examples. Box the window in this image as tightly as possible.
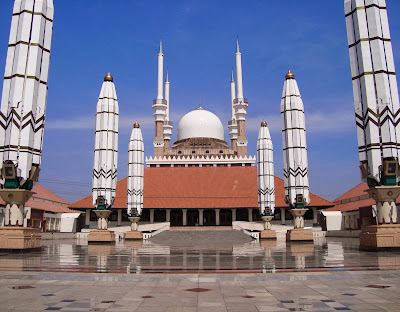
[192,150,196,154]
[205,150,209,154]
[219,150,223,153]
[178,151,182,154]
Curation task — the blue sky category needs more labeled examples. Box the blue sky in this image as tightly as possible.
[0,0,399,203]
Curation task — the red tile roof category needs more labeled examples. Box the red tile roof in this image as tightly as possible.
[0,184,74,213]
[69,166,334,210]
[334,182,369,203]
[325,181,400,212]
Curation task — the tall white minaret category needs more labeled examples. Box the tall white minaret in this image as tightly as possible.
[92,72,119,214]
[233,40,248,157]
[345,0,400,226]
[0,0,54,228]
[152,41,167,158]
[228,70,238,152]
[163,70,173,151]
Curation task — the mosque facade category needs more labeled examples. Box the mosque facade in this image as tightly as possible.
[69,42,334,228]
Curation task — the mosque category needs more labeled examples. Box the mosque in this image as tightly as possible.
[69,42,333,227]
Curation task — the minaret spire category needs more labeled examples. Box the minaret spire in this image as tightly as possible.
[157,41,164,100]
[233,39,248,157]
[235,39,243,99]
[153,41,167,158]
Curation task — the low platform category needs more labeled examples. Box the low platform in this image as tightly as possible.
[286,228,313,242]
[259,229,276,240]
[360,224,400,250]
[0,227,41,250]
[88,230,115,244]
[125,230,143,240]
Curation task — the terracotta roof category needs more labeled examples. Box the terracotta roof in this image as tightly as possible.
[0,184,74,213]
[325,198,375,212]
[69,166,334,210]
[334,182,369,203]
[326,181,400,212]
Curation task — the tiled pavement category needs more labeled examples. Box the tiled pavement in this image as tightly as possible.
[0,270,399,311]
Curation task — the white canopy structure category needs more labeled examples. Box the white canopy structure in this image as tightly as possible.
[127,122,144,216]
[92,73,119,209]
[257,120,275,216]
[281,70,310,208]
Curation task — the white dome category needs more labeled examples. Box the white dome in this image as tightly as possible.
[177,107,224,141]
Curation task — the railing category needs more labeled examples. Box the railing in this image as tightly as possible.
[141,223,170,240]
[164,120,173,126]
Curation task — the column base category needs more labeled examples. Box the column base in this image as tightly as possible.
[259,229,277,240]
[286,228,313,242]
[88,230,115,244]
[0,227,41,250]
[125,230,143,240]
[360,224,400,250]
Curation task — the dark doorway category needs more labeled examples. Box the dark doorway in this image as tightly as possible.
[141,209,150,222]
[171,210,183,226]
[204,209,216,226]
[252,209,262,222]
[220,209,232,226]
[236,208,248,221]
[154,210,166,222]
[187,210,199,226]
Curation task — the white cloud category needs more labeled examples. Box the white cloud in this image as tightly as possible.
[46,115,155,130]
[246,109,354,134]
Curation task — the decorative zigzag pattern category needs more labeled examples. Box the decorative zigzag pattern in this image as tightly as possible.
[258,188,275,195]
[0,109,45,133]
[92,168,117,179]
[283,167,308,178]
[355,107,400,129]
[127,189,143,196]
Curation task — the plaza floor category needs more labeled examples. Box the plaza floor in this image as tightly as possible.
[0,230,400,311]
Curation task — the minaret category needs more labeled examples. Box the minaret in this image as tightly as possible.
[91,72,119,236]
[233,40,248,157]
[163,70,173,151]
[281,70,312,241]
[126,121,144,240]
[0,0,53,236]
[228,70,238,153]
[345,0,400,249]
[257,120,276,239]
[152,41,167,158]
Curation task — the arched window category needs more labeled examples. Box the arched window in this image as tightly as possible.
[205,150,209,154]
[219,150,223,154]
[192,150,196,154]
[178,151,182,154]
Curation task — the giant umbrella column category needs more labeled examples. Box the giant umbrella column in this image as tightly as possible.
[89,72,119,244]
[281,70,313,242]
[0,0,54,250]
[345,0,400,249]
[257,120,276,239]
[126,121,144,240]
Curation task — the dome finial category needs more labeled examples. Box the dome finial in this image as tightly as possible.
[285,69,295,79]
[261,120,267,127]
[133,121,140,128]
[104,71,113,82]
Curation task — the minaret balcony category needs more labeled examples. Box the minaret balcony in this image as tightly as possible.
[233,98,248,105]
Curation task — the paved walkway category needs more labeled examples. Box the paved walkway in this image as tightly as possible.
[0,270,399,311]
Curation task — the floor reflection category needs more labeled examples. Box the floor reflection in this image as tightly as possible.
[0,237,400,273]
